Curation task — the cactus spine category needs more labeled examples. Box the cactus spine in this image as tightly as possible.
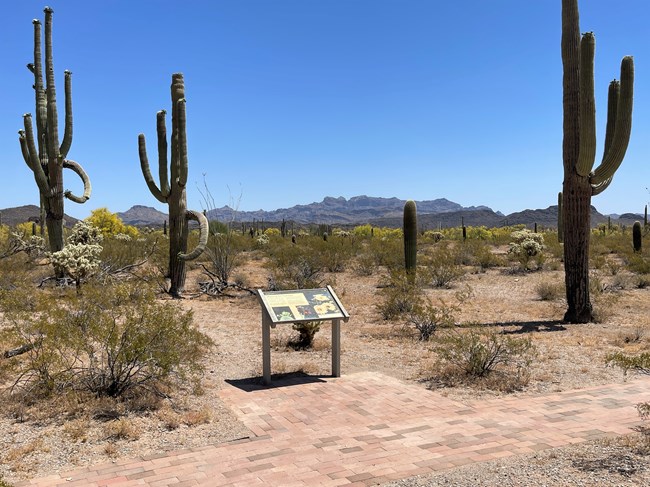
[561,0,634,323]
[403,200,417,277]
[633,221,642,252]
[18,7,91,255]
[138,73,208,297]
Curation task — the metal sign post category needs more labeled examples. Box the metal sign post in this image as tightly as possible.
[257,286,350,385]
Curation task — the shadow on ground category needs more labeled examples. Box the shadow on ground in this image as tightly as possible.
[225,372,329,392]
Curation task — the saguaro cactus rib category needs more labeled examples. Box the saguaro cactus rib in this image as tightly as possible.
[138,73,208,297]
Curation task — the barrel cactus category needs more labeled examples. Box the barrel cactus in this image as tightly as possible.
[403,200,417,276]
[138,73,208,297]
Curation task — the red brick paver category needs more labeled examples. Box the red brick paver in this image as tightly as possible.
[16,372,650,486]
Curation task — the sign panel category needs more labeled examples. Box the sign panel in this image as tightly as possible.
[258,287,348,324]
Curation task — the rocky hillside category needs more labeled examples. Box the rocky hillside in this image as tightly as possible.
[117,205,167,227]
[0,205,78,228]
[205,195,494,225]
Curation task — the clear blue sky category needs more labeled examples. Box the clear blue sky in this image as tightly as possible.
[1,0,649,219]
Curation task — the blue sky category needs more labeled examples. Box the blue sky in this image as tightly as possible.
[1,0,649,219]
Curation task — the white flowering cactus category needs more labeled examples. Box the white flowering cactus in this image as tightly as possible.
[49,221,103,289]
[50,243,102,288]
[508,229,545,270]
[68,220,103,245]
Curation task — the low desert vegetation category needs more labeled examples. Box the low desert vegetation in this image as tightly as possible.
[1,217,649,482]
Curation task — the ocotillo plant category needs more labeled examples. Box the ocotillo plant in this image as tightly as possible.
[403,200,417,278]
[138,73,208,297]
[18,7,91,255]
[561,0,634,323]
[633,221,642,252]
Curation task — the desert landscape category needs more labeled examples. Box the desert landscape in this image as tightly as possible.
[1,223,650,485]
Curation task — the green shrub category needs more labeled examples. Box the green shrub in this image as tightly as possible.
[607,352,650,423]
[0,282,212,400]
[376,269,423,320]
[431,329,535,391]
[265,241,326,289]
[367,235,403,270]
[406,286,471,341]
[421,242,465,288]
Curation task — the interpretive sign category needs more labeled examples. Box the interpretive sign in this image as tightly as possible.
[258,287,347,324]
[257,286,350,385]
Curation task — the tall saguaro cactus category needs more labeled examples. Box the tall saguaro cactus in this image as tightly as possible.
[18,7,91,254]
[403,200,417,278]
[138,73,208,297]
[561,0,634,323]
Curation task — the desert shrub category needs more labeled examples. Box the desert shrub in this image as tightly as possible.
[0,282,212,400]
[352,251,377,276]
[460,239,505,270]
[406,286,472,341]
[543,236,564,261]
[85,208,139,238]
[376,269,423,320]
[100,232,164,276]
[423,230,445,243]
[607,352,650,422]
[265,241,326,289]
[307,235,355,272]
[421,242,465,288]
[508,229,545,271]
[431,328,535,391]
[633,274,650,289]
[367,234,403,269]
[534,279,564,301]
[203,228,245,285]
[627,254,650,275]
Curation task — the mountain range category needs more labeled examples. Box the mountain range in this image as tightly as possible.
[1,196,645,230]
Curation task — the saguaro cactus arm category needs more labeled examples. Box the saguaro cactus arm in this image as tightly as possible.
[62,159,91,203]
[590,57,634,187]
[179,210,209,261]
[177,98,189,188]
[138,132,168,203]
[19,117,49,195]
[576,33,596,177]
[60,70,73,158]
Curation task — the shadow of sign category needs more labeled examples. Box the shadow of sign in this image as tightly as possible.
[225,372,329,392]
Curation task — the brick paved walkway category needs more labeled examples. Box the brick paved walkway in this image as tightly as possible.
[16,372,650,486]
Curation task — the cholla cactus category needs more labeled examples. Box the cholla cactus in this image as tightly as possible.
[8,232,46,259]
[508,229,545,270]
[50,221,103,290]
[68,220,103,245]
